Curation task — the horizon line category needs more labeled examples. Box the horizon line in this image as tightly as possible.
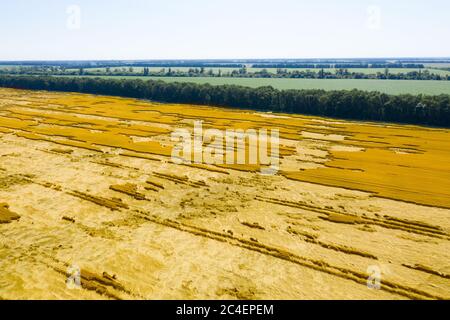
[1,57,450,63]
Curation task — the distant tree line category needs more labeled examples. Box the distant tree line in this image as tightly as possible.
[0,75,449,127]
[0,61,245,69]
[268,68,447,80]
[1,58,447,64]
[1,59,448,69]
[130,63,245,68]
[1,66,449,81]
[252,63,425,69]
[370,63,425,68]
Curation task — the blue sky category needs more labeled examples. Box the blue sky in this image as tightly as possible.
[1,0,449,60]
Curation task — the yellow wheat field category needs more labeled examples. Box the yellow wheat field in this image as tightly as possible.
[0,88,449,300]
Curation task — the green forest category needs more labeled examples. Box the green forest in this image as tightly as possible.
[0,75,449,127]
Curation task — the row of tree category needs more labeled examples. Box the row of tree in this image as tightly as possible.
[1,67,449,81]
[252,63,425,69]
[0,75,448,127]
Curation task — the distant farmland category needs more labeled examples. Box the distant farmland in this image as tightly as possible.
[64,66,450,76]
[58,75,450,95]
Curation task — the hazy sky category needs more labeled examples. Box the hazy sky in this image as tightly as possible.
[1,0,449,60]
